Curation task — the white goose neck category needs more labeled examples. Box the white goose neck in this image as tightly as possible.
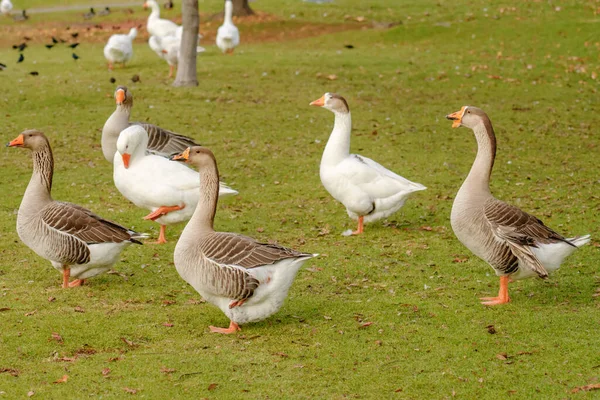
[148,2,160,18]
[322,111,351,165]
[224,0,233,24]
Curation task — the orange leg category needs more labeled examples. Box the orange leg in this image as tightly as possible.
[108,62,113,70]
[168,64,175,78]
[62,267,70,289]
[229,299,247,309]
[352,216,364,235]
[68,279,85,287]
[480,275,511,305]
[155,225,168,244]
[209,321,241,334]
[143,205,184,221]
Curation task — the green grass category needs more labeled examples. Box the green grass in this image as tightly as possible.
[1,0,600,398]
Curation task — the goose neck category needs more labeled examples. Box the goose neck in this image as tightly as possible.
[22,145,54,211]
[224,1,233,24]
[322,111,352,165]
[185,163,219,235]
[462,121,496,194]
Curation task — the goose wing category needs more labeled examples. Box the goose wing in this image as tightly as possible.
[484,198,570,277]
[140,123,199,157]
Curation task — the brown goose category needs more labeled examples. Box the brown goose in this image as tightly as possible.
[101,86,200,162]
[446,106,590,305]
[8,130,146,288]
[172,147,317,334]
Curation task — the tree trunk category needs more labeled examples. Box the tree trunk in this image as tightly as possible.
[173,0,199,87]
[231,0,254,16]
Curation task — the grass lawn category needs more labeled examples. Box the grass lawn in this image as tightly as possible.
[1,0,599,398]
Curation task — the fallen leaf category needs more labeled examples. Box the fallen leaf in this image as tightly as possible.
[274,352,288,358]
[123,387,138,394]
[572,383,600,393]
[57,357,76,362]
[120,337,137,347]
[256,227,264,233]
[420,226,433,231]
[486,325,496,334]
[48,296,56,302]
[24,310,37,316]
[160,367,176,374]
[51,332,63,344]
[324,315,332,320]
[27,391,34,397]
[74,306,85,313]
[359,321,373,328]
[327,74,338,80]
[0,307,10,312]
[0,368,19,376]
[161,300,175,306]
[53,375,68,384]
[496,353,508,360]
[208,383,218,391]
[452,257,468,263]
[395,388,403,392]
[355,16,366,22]
[102,368,111,376]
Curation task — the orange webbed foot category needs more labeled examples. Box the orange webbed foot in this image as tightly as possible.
[143,205,184,221]
[480,296,510,306]
[209,321,241,334]
[68,279,85,287]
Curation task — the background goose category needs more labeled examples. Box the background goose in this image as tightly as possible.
[149,31,205,78]
[310,93,426,235]
[101,86,200,162]
[8,130,145,288]
[114,126,238,244]
[216,0,240,54]
[1,0,13,15]
[172,146,317,334]
[103,27,137,70]
[446,106,590,305]
[143,0,179,37]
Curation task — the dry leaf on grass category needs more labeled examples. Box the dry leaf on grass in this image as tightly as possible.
[327,74,338,80]
[123,387,138,394]
[496,353,508,360]
[102,368,111,377]
[120,337,137,347]
[24,310,37,316]
[160,367,176,374]
[53,375,68,384]
[74,306,85,313]
[208,383,218,391]
[0,368,19,377]
[27,391,34,397]
[162,322,174,327]
[572,383,600,393]
[51,332,63,344]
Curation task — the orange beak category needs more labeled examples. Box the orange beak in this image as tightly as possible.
[171,147,190,162]
[310,95,326,107]
[115,89,125,105]
[7,134,24,147]
[143,1,148,9]
[446,106,467,128]
[122,153,131,168]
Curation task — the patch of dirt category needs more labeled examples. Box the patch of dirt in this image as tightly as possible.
[1,11,368,47]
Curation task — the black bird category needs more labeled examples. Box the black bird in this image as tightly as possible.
[45,44,54,49]
[344,44,354,49]
[83,7,95,19]
[68,43,79,49]
[17,43,27,51]
[71,32,79,38]
[0,63,7,71]
[51,37,58,44]
[17,54,24,63]
[13,10,28,22]
[98,7,110,16]
[164,0,174,10]
[29,71,39,76]
[109,77,116,83]
[131,74,140,83]
[72,53,80,61]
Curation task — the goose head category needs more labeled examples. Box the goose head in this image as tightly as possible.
[143,0,158,11]
[172,146,217,169]
[446,106,488,129]
[115,86,133,107]
[128,27,138,39]
[116,125,149,168]
[7,130,48,150]
[310,93,350,114]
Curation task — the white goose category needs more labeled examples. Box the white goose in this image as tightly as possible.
[148,34,180,78]
[102,86,200,163]
[1,0,13,15]
[310,93,426,235]
[143,0,179,37]
[113,126,238,244]
[216,0,240,54]
[172,146,317,334]
[446,106,590,305]
[103,28,137,70]
[8,130,145,288]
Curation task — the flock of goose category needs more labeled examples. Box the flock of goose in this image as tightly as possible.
[103,0,240,77]
[8,84,590,333]
[5,3,591,335]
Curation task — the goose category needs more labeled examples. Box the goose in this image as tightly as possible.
[113,126,238,244]
[446,106,590,305]
[101,86,200,163]
[7,130,146,288]
[12,9,26,21]
[143,0,179,37]
[216,0,240,54]
[1,0,12,15]
[103,28,137,70]
[149,31,205,78]
[172,146,317,334]
[310,93,426,235]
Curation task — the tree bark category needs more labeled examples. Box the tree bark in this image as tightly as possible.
[173,0,199,87]
[231,0,254,16]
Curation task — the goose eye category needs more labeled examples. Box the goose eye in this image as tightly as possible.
[467,110,471,114]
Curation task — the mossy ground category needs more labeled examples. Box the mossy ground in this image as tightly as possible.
[0,0,599,398]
